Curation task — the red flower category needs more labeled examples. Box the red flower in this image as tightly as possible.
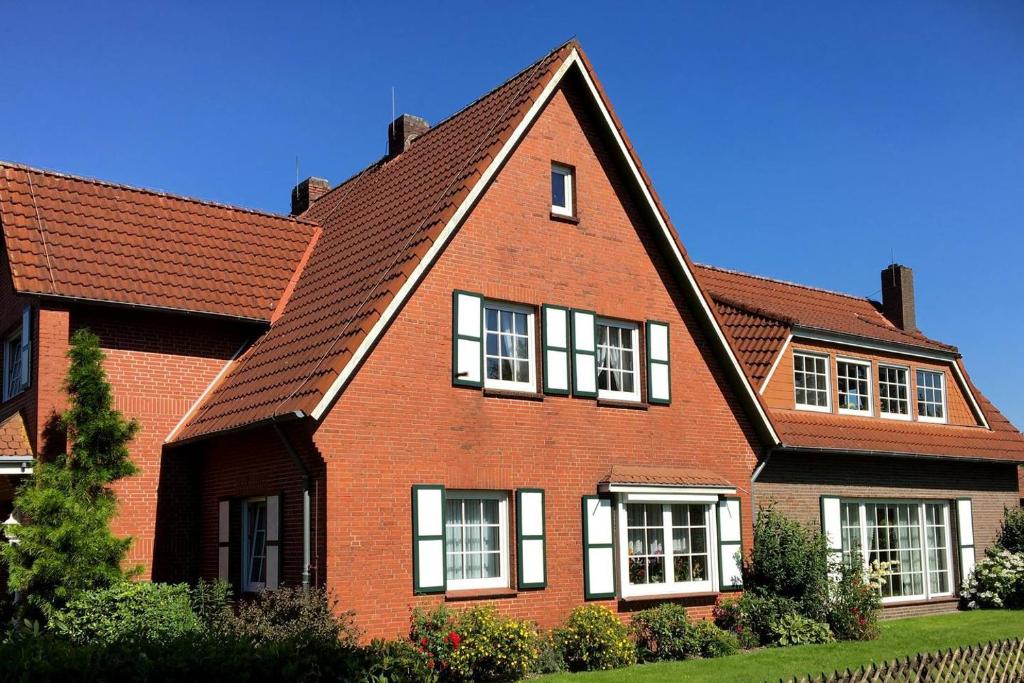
[448,631,462,648]
[427,659,435,670]
[421,637,429,647]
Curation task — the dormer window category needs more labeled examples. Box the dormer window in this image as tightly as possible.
[878,364,911,420]
[836,358,871,415]
[916,370,946,423]
[551,163,574,218]
[793,351,830,412]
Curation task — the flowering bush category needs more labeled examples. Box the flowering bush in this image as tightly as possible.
[768,613,833,646]
[363,638,439,683]
[824,557,881,641]
[961,548,1024,609]
[410,604,459,677]
[556,605,636,672]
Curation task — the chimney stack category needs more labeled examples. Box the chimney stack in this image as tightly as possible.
[387,114,429,157]
[881,264,916,332]
[291,177,330,216]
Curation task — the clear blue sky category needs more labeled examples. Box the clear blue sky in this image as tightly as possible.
[3,2,1022,427]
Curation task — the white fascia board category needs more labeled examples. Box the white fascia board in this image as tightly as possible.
[759,333,792,395]
[600,483,736,496]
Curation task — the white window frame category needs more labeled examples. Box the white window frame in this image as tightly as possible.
[482,302,537,393]
[840,499,954,604]
[836,357,873,416]
[241,496,268,593]
[445,490,510,592]
[793,350,831,413]
[550,162,574,217]
[878,363,912,421]
[915,369,948,424]
[596,318,641,402]
[2,326,25,402]
[616,496,718,598]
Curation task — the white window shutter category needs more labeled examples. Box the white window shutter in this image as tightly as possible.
[265,494,281,590]
[452,291,483,387]
[19,306,30,388]
[542,306,570,395]
[412,485,446,594]
[717,497,743,589]
[581,496,614,599]
[820,496,843,577]
[516,489,546,589]
[956,498,975,583]
[218,499,230,583]
[571,310,597,398]
[646,321,670,404]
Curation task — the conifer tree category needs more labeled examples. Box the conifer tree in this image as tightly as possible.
[3,329,140,617]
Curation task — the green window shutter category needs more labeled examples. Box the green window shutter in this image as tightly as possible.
[820,496,843,578]
[581,495,615,599]
[956,497,975,583]
[570,310,597,398]
[452,291,483,387]
[646,321,670,404]
[217,498,231,583]
[19,306,30,388]
[412,485,446,594]
[516,489,547,589]
[541,305,571,395]
[265,493,282,590]
[717,497,743,590]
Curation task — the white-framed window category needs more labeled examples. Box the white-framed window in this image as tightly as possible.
[793,351,831,412]
[551,163,574,217]
[483,303,536,392]
[596,319,640,401]
[618,500,715,597]
[836,358,872,415]
[445,491,509,591]
[878,364,912,420]
[242,497,268,592]
[2,316,29,402]
[839,500,953,602]
[916,369,947,423]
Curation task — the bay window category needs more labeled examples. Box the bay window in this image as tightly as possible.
[445,491,509,590]
[619,500,715,597]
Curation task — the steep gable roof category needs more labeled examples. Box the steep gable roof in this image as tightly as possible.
[0,163,317,321]
[173,41,779,445]
[0,412,32,458]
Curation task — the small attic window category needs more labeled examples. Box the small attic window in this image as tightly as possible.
[551,163,574,218]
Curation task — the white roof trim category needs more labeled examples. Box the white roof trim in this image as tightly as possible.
[0,457,33,475]
[759,333,792,395]
[600,483,736,496]
[308,50,781,445]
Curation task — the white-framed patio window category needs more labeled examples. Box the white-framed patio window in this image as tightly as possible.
[241,497,268,592]
[915,369,947,424]
[551,162,574,217]
[596,318,640,402]
[839,500,953,603]
[445,491,510,591]
[483,302,536,392]
[836,357,872,416]
[793,350,831,412]
[878,364,912,420]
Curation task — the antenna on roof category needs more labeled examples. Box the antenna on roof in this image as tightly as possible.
[389,86,396,154]
[295,156,299,191]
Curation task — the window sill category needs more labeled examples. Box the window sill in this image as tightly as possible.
[445,587,518,601]
[597,398,648,411]
[549,212,579,224]
[483,388,544,401]
[881,595,958,608]
[619,590,719,603]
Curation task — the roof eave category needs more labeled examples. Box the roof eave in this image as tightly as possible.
[773,443,1024,466]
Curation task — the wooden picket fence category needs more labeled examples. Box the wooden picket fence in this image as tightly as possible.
[781,637,1024,682]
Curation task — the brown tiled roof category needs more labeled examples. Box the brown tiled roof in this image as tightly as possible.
[173,42,578,440]
[713,300,789,387]
[0,163,318,321]
[600,464,732,488]
[0,412,32,457]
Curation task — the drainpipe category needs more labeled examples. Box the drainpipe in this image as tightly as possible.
[749,449,773,523]
[273,419,312,590]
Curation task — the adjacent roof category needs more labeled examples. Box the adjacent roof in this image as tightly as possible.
[0,162,317,321]
[0,412,32,458]
[600,464,732,489]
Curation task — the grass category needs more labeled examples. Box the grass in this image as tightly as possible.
[539,610,1024,683]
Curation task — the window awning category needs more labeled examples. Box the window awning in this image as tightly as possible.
[598,464,734,500]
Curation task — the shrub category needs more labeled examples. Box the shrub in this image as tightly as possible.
[556,605,636,672]
[188,579,234,634]
[362,638,438,683]
[49,581,201,645]
[689,620,740,658]
[711,598,759,649]
[631,603,693,662]
[533,630,566,674]
[410,604,459,676]
[961,548,1024,609]
[447,606,537,682]
[230,586,359,646]
[997,507,1024,553]
[768,613,834,646]
[825,558,882,641]
[713,592,800,646]
[744,505,829,618]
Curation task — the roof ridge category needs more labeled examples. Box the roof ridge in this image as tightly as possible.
[0,161,318,226]
[695,262,877,304]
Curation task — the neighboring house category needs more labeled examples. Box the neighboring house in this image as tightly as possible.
[696,263,1024,617]
[0,40,1019,638]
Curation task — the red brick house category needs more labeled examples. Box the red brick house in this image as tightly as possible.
[0,41,1020,637]
[697,263,1024,616]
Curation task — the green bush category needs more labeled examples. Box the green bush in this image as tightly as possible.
[362,638,438,683]
[556,605,636,672]
[533,631,566,674]
[231,586,359,646]
[689,620,740,658]
[410,604,459,677]
[744,505,829,618]
[711,598,759,649]
[961,548,1024,609]
[768,613,834,646]
[447,606,537,682]
[997,507,1024,553]
[824,558,882,641]
[713,592,800,646]
[630,603,693,662]
[49,581,201,645]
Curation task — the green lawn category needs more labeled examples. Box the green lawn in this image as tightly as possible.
[540,610,1024,683]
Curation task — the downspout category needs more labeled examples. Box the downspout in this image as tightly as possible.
[749,449,773,523]
[272,418,312,590]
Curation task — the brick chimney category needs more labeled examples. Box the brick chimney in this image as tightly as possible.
[291,177,329,216]
[387,114,430,157]
[881,264,916,332]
